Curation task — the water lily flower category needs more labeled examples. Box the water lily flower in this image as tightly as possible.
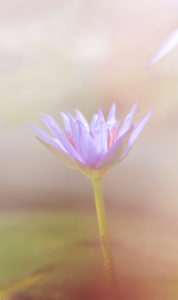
[28,102,153,290]
[27,103,153,179]
[148,28,178,66]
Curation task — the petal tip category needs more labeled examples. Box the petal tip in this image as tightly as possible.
[147,107,154,118]
[26,122,35,129]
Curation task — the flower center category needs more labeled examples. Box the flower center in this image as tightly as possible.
[108,127,118,148]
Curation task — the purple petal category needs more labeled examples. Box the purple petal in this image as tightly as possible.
[65,110,75,122]
[122,108,153,158]
[60,112,71,132]
[55,130,83,163]
[92,122,108,155]
[77,121,99,167]
[64,110,85,156]
[90,113,98,132]
[118,102,138,137]
[75,109,89,130]
[64,113,97,165]
[107,103,116,127]
[27,123,63,150]
[92,108,108,154]
[97,108,106,125]
[37,136,90,172]
[53,138,66,151]
[97,127,133,168]
[65,113,83,157]
[40,113,75,154]
[129,108,153,146]
[148,28,178,66]
[40,113,62,138]
[27,121,83,162]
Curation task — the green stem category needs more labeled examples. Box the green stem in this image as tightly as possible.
[91,177,118,289]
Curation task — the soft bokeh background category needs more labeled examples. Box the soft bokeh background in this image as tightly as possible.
[0,0,178,299]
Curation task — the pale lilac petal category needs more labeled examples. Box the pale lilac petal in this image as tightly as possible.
[28,119,83,162]
[63,110,76,132]
[55,130,83,162]
[97,108,106,125]
[118,102,138,137]
[27,123,63,150]
[75,109,89,130]
[65,113,83,157]
[37,136,90,172]
[122,108,153,158]
[65,110,75,122]
[129,108,153,146]
[77,121,99,166]
[97,127,133,168]
[40,113,62,138]
[92,121,108,155]
[107,103,116,127]
[64,110,85,158]
[53,138,67,152]
[60,112,71,132]
[148,28,178,66]
[65,112,97,165]
[92,108,108,154]
[90,113,98,132]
